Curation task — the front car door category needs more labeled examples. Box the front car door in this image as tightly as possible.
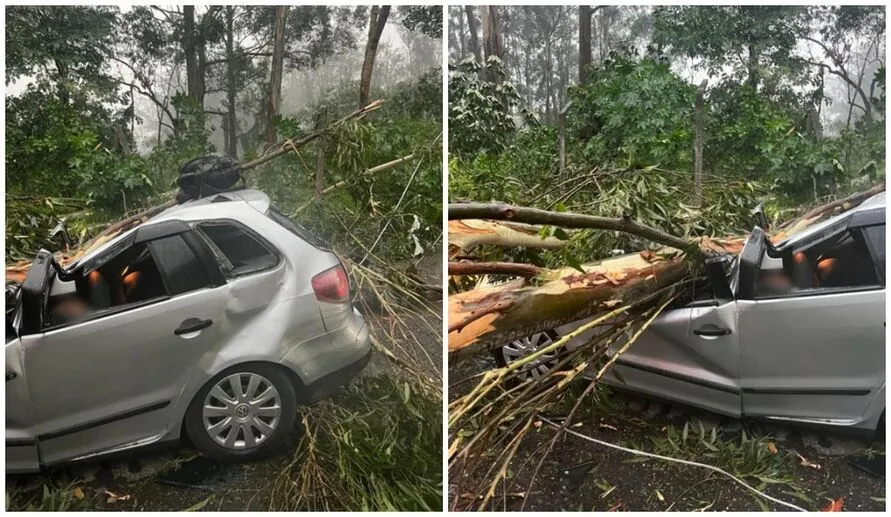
[737,217,885,429]
[608,266,742,418]
[21,227,228,466]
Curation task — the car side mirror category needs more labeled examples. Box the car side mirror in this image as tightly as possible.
[705,256,733,302]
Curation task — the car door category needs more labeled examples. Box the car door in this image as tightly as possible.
[6,331,40,473]
[609,274,742,418]
[22,231,228,466]
[737,224,885,426]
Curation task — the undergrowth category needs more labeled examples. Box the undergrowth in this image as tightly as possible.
[269,375,442,511]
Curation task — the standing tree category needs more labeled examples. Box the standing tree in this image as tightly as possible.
[481,6,504,84]
[578,6,592,84]
[465,6,482,64]
[265,6,289,146]
[359,5,391,107]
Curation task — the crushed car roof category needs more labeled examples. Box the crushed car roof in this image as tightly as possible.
[778,191,884,248]
[66,189,272,270]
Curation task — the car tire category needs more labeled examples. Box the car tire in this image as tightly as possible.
[493,329,565,385]
[184,364,301,463]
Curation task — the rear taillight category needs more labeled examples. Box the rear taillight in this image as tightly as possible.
[311,265,350,303]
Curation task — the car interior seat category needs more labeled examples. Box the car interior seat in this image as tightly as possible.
[791,251,814,289]
[87,270,112,309]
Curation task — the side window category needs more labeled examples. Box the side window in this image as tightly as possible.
[862,224,885,284]
[198,222,278,276]
[784,229,879,293]
[149,235,211,295]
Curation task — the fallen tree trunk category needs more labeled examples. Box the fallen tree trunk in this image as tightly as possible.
[449,248,689,361]
[447,184,884,362]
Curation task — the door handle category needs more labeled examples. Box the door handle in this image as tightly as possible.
[694,326,731,337]
[174,318,213,336]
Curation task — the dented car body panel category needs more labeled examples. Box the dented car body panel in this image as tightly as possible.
[6,190,371,473]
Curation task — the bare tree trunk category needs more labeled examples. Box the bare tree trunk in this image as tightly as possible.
[481,6,504,83]
[465,6,482,63]
[315,106,327,201]
[456,7,466,58]
[225,6,238,157]
[694,79,707,205]
[578,5,592,83]
[265,6,289,146]
[558,102,572,175]
[183,6,201,106]
[359,5,391,107]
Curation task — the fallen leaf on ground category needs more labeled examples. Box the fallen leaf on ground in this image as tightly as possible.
[104,490,131,504]
[767,442,778,454]
[73,487,84,500]
[821,497,844,512]
[795,452,822,469]
[607,501,624,511]
[655,489,665,502]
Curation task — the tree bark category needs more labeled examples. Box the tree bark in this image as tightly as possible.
[481,6,504,83]
[183,6,201,107]
[448,250,688,360]
[694,79,707,206]
[224,6,238,157]
[464,6,482,63]
[359,5,391,108]
[265,6,289,146]
[315,105,327,200]
[578,5,592,84]
[449,261,543,278]
[448,219,567,259]
[449,203,698,253]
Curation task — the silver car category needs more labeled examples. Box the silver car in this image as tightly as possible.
[6,189,371,473]
[497,192,885,434]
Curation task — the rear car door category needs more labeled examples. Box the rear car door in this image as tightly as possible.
[737,223,885,427]
[22,228,228,466]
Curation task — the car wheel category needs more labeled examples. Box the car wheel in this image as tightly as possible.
[493,329,563,383]
[185,364,301,462]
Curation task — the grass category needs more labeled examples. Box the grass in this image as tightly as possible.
[6,479,91,512]
[269,374,442,511]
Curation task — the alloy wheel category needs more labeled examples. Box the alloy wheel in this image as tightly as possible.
[202,372,282,450]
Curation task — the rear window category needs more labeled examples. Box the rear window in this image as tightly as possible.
[268,206,329,250]
[199,222,279,276]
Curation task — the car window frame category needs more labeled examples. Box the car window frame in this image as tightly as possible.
[194,219,282,278]
[40,227,223,332]
[860,223,885,286]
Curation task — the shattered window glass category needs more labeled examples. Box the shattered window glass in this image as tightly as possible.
[199,223,278,276]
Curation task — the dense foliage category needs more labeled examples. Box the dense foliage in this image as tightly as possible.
[449,6,885,266]
[5,6,441,264]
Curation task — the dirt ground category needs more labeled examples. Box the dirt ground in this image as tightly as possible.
[449,355,886,512]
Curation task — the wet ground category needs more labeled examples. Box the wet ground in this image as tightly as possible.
[449,355,886,512]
